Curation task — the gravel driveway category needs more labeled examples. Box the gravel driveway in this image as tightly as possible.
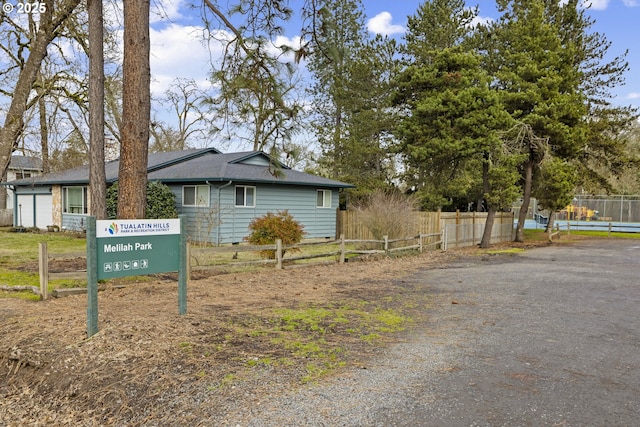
[219,239,640,427]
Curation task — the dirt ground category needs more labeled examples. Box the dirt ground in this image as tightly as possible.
[0,241,552,426]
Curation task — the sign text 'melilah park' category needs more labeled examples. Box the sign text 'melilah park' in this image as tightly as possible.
[103,242,154,252]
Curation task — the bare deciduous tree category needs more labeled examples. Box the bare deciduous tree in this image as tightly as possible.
[0,0,82,208]
[150,78,211,152]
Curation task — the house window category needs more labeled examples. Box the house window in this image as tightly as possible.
[63,186,88,214]
[317,189,332,208]
[235,186,255,207]
[15,171,31,179]
[183,185,210,207]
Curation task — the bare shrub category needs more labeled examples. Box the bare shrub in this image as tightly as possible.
[353,191,419,241]
[192,203,223,247]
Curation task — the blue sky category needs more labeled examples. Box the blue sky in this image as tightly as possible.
[147,0,639,146]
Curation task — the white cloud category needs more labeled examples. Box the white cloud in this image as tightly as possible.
[149,24,225,96]
[367,12,405,36]
[151,0,187,24]
[581,0,610,10]
[622,0,639,6]
[471,15,493,27]
[627,92,640,99]
[267,35,304,62]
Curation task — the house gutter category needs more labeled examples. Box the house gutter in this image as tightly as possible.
[207,180,232,246]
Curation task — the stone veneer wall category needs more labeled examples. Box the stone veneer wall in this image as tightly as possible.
[52,185,62,227]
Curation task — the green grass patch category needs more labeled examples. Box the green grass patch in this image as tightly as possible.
[0,269,84,288]
[569,230,640,239]
[302,360,347,384]
[246,356,278,367]
[226,303,412,383]
[0,230,85,268]
[0,289,40,301]
[0,268,85,299]
[524,228,640,240]
[522,229,550,241]
[483,248,526,255]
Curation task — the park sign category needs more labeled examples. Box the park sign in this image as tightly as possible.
[86,216,188,337]
[96,219,181,279]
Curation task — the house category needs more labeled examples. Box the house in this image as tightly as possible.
[2,148,354,244]
[2,155,43,209]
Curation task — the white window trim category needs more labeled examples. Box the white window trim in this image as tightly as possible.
[63,186,87,214]
[317,189,332,208]
[235,185,256,208]
[182,185,210,207]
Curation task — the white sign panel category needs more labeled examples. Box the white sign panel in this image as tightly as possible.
[96,218,181,238]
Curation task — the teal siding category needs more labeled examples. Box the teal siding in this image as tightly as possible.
[62,214,88,231]
[171,182,339,244]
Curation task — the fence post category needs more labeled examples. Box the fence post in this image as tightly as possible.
[472,212,476,246]
[608,222,612,238]
[442,227,447,251]
[383,235,389,253]
[455,209,460,248]
[567,222,571,235]
[339,234,346,263]
[38,242,48,300]
[276,239,283,270]
[418,234,423,253]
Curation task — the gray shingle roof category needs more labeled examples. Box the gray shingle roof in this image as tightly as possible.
[9,155,42,171]
[3,148,353,189]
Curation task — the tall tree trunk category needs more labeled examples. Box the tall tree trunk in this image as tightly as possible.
[545,210,556,233]
[118,0,151,219]
[480,207,496,249]
[515,160,534,242]
[88,0,107,220]
[479,159,494,248]
[38,90,50,174]
[35,70,50,174]
[0,0,81,208]
[0,169,7,210]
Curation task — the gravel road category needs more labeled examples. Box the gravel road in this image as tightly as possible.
[215,239,640,427]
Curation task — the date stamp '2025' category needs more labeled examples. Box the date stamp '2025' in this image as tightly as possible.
[2,2,47,14]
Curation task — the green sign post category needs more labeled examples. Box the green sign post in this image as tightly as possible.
[86,216,187,337]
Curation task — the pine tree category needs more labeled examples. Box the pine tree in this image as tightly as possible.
[395,0,489,211]
[307,0,397,201]
[394,47,517,247]
[482,0,588,242]
[118,0,151,219]
[547,0,639,192]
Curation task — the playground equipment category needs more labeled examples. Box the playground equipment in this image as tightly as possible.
[559,205,599,221]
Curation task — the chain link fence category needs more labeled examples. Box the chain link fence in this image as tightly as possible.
[516,195,640,224]
[558,195,640,223]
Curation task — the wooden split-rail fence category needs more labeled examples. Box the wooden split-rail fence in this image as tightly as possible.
[29,210,514,298]
[189,232,445,272]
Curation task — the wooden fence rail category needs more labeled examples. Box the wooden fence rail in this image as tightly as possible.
[27,210,511,297]
[191,232,445,271]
